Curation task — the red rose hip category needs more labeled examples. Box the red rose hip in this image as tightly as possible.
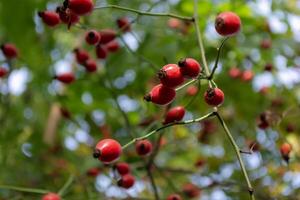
[158,64,184,88]
[0,67,8,78]
[99,29,117,44]
[117,17,131,32]
[55,72,75,84]
[84,59,97,72]
[117,174,135,189]
[85,30,101,45]
[204,88,224,106]
[178,58,201,78]
[86,167,101,177]
[144,84,176,105]
[93,139,122,164]
[74,48,90,64]
[42,193,61,200]
[38,11,60,27]
[163,106,185,124]
[106,40,120,52]
[95,45,108,59]
[280,142,292,162]
[215,11,241,36]
[135,139,153,156]
[68,0,94,16]
[241,70,254,82]
[1,43,18,59]
[228,67,241,79]
[56,7,79,26]
[115,162,130,175]
[167,194,182,200]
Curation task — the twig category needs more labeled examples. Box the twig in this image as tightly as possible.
[0,185,49,194]
[58,174,75,196]
[146,166,160,200]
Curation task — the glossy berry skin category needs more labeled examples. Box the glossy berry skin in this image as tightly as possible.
[0,67,8,78]
[1,43,18,59]
[94,139,122,164]
[167,194,182,200]
[158,64,184,88]
[95,45,108,59]
[74,48,90,64]
[99,29,116,44]
[42,193,61,200]
[178,58,201,78]
[144,84,176,105]
[117,174,135,189]
[55,73,75,84]
[117,17,131,32]
[106,40,120,52]
[68,0,94,16]
[85,30,101,45]
[163,106,185,124]
[215,11,241,36]
[241,70,254,82]
[86,167,101,177]
[135,140,153,156]
[56,7,79,25]
[115,162,130,175]
[84,59,97,72]
[38,11,60,27]
[228,67,241,79]
[204,88,224,106]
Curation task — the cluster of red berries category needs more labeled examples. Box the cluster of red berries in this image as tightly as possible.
[114,162,135,189]
[0,43,19,78]
[228,67,254,82]
[38,0,94,28]
[144,58,201,105]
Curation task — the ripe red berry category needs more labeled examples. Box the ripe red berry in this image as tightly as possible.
[241,70,254,82]
[95,44,108,59]
[106,40,120,52]
[182,183,201,198]
[168,18,181,29]
[135,140,153,156]
[1,43,18,59]
[260,39,272,49]
[85,30,101,45]
[178,58,201,78]
[215,11,241,36]
[38,11,60,27]
[264,63,273,72]
[86,167,101,177]
[68,0,94,16]
[55,72,75,84]
[0,67,8,78]
[60,107,71,119]
[74,48,90,64]
[42,193,61,200]
[228,67,241,79]
[163,106,185,124]
[204,88,224,106]
[167,194,182,200]
[117,174,135,189]
[257,112,269,130]
[99,29,117,44]
[56,7,79,26]
[93,139,122,164]
[158,64,184,88]
[117,17,131,32]
[115,162,130,175]
[280,142,292,163]
[144,84,176,105]
[186,85,198,96]
[84,59,97,72]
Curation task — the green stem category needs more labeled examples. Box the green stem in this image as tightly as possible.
[122,112,215,149]
[175,75,206,92]
[0,185,49,194]
[215,112,255,200]
[58,175,75,196]
[94,5,194,21]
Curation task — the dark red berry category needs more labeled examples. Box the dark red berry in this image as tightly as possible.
[94,139,122,164]
[117,17,131,32]
[74,48,90,64]
[194,159,206,168]
[1,43,18,59]
[135,140,153,156]
[158,64,184,88]
[99,29,116,44]
[144,84,176,105]
[55,72,75,84]
[260,39,272,49]
[84,59,97,72]
[167,194,182,200]
[56,7,79,26]
[95,44,108,59]
[228,67,241,79]
[163,106,185,124]
[241,70,254,82]
[178,58,201,78]
[86,167,101,177]
[68,0,94,16]
[105,40,120,52]
[204,88,224,106]
[215,11,241,36]
[117,174,135,189]
[60,107,71,119]
[42,193,61,200]
[85,30,101,45]
[115,162,130,175]
[264,63,273,72]
[182,183,201,198]
[0,67,8,78]
[38,11,60,27]
[280,142,292,162]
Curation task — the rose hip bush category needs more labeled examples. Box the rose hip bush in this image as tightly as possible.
[0,0,300,200]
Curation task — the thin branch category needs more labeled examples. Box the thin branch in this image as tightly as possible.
[175,74,207,92]
[122,112,215,149]
[146,167,160,200]
[215,112,255,200]
[58,174,75,196]
[0,185,49,194]
[208,37,229,80]
[94,5,194,21]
